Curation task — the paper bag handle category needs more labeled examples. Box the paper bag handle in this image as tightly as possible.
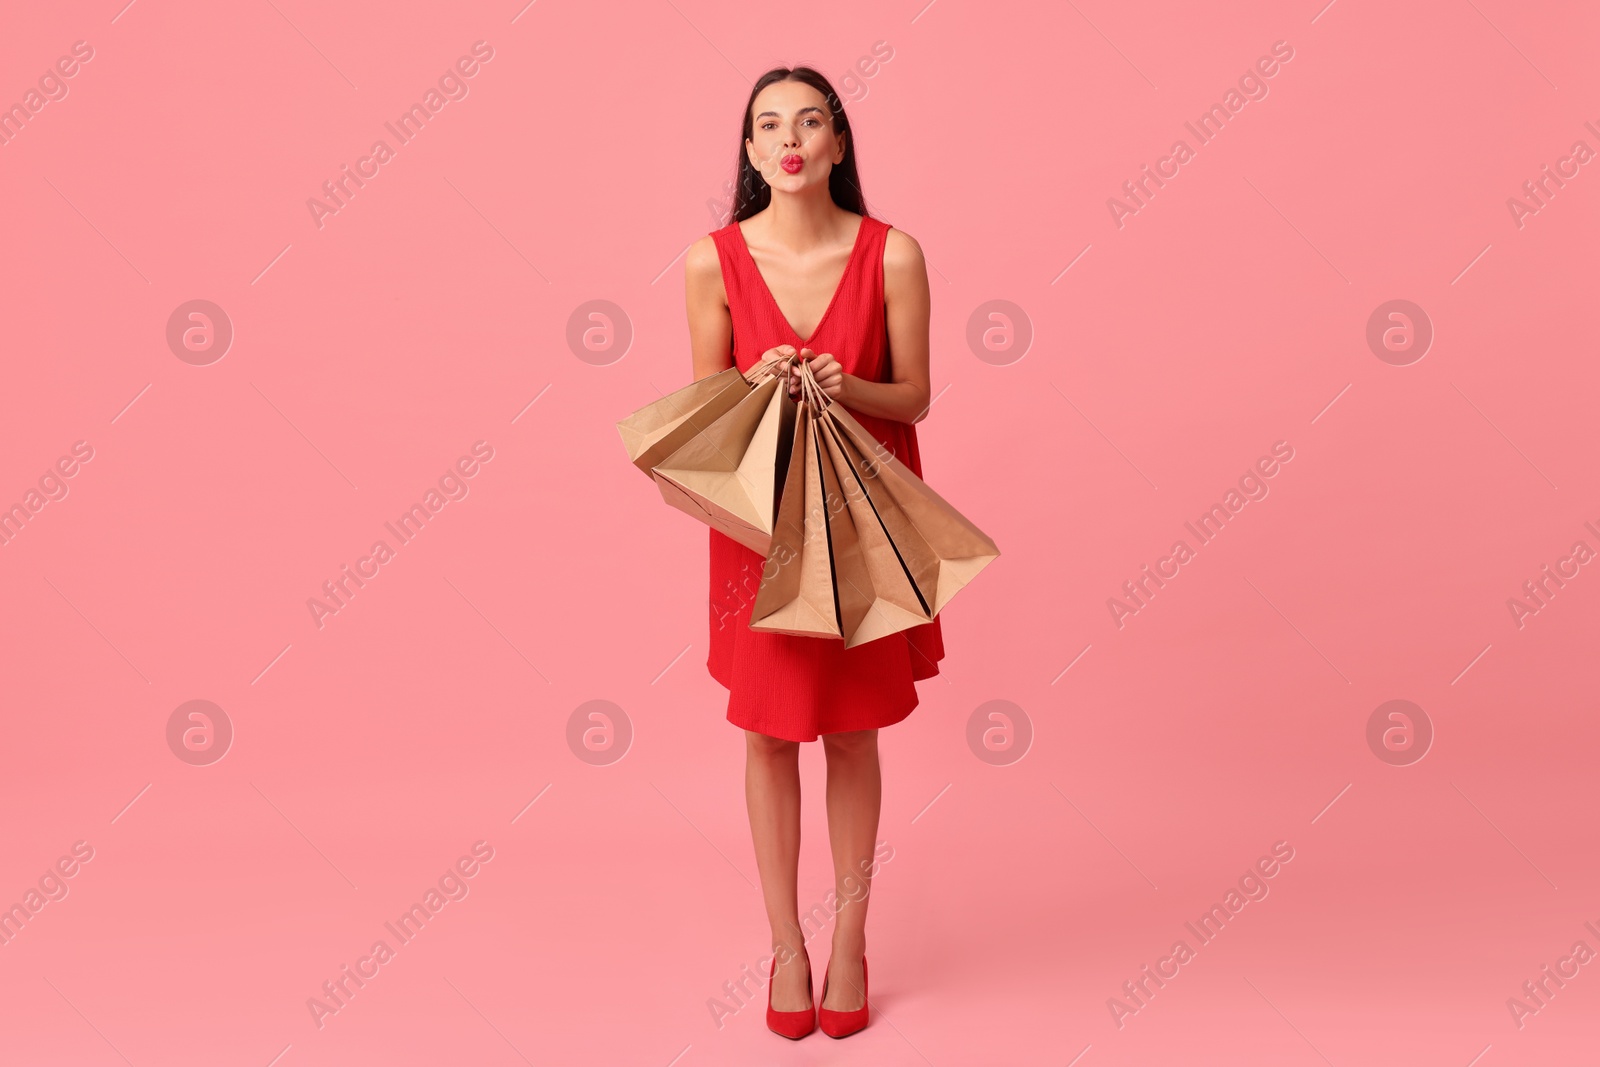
[740,351,831,409]
[741,354,793,385]
[793,354,832,409]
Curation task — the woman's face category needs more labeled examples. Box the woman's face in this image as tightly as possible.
[745,81,845,191]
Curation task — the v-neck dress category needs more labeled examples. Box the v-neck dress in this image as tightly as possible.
[705,213,945,742]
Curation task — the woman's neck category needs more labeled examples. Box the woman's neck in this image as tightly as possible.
[754,189,849,253]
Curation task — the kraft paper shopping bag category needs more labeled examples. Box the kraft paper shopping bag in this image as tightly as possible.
[748,402,842,639]
[650,362,797,555]
[615,365,751,478]
[824,401,1000,617]
[814,412,936,646]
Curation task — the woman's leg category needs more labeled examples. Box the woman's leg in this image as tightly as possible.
[744,729,811,1011]
[820,727,880,1011]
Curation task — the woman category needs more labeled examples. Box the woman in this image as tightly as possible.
[683,66,946,1040]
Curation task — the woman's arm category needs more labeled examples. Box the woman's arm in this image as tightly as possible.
[838,227,933,424]
[685,235,734,381]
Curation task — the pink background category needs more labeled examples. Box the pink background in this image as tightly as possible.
[3,0,1598,1063]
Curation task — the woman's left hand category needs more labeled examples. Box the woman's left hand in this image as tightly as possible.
[792,348,846,403]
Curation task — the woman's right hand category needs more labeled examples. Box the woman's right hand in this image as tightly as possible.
[760,344,800,398]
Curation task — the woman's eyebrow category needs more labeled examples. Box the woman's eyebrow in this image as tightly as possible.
[754,106,828,121]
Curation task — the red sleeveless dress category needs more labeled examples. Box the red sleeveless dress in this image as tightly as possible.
[706,214,945,742]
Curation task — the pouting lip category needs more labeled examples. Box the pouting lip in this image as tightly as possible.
[780,154,804,165]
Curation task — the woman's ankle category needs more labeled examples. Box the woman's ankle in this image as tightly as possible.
[830,929,866,959]
[771,938,810,968]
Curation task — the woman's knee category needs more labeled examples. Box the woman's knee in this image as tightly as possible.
[821,728,878,758]
[745,730,800,759]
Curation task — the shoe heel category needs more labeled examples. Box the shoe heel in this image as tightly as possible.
[765,949,816,1039]
[818,954,869,1038]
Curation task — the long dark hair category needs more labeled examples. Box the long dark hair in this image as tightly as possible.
[731,67,867,223]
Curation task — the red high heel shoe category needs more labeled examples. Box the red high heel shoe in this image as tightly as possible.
[818,954,869,1038]
[765,949,816,1039]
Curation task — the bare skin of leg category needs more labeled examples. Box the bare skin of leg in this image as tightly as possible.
[744,729,813,1012]
[820,727,880,1012]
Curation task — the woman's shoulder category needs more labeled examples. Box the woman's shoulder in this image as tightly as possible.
[691,215,743,265]
[879,220,925,276]
[685,232,728,295]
